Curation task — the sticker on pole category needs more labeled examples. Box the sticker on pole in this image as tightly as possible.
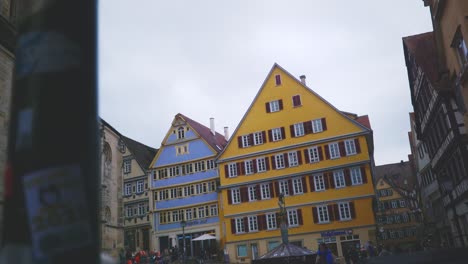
[23,165,92,259]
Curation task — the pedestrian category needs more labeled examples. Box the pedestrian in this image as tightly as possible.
[126,250,134,264]
[366,241,375,257]
[343,246,351,264]
[316,243,334,264]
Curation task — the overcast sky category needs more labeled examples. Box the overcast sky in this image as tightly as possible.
[99,0,433,166]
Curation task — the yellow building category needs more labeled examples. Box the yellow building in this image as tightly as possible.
[217,64,376,262]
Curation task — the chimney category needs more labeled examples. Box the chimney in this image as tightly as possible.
[210,117,215,135]
[300,75,306,85]
[224,127,229,140]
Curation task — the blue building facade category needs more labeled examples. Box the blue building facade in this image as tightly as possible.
[149,114,227,256]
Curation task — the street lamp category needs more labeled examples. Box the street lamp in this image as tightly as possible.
[181,220,187,263]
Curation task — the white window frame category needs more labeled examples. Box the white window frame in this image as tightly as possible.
[287,209,299,227]
[228,163,238,178]
[350,167,363,185]
[123,160,131,173]
[391,200,398,208]
[294,123,305,137]
[403,213,409,223]
[241,135,250,148]
[185,208,192,220]
[288,152,298,167]
[317,205,329,223]
[253,132,264,145]
[126,206,133,217]
[260,183,271,200]
[237,245,248,257]
[270,100,280,112]
[338,202,351,220]
[314,174,325,191]
[244,160,254,175]
[333,170,346,188]
[138,203,146,215]
[266,213,277,230]
[232,188,241,204]
[279,180,289,196]
[210,204,218,216]
[177,127,185,139]
[275,154,285,169]
[136,180,144,193]
[272,128,282,141]
[248,185,257,201]
[292,178,303,195]
[344,139,357,156]
[308,146,320,163]
[235,218,245,233]
[329,143,340,159]
[399,200,406,207]
[198,207,205,218]
[124,183,132,196]
[257,158,266,172]
[248,215,258,232]
[311,119,323,133]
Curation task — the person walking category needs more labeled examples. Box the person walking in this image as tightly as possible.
[316,243,334,264]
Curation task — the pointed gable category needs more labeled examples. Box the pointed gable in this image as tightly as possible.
[178,114,228,152]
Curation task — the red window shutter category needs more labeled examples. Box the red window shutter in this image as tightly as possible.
[240,162,246,175]
[297,151,302,165]
[355,138,361,153]
[318,146,324,161]
[290,125,295,138]
[288,179,293,195]
[280,127,286,139]
[261,131,266,143]
[271,156,276,170]
[275,74,281,85]
[329,172,335,189]
[248,134,254,146]
[344,169,352,186]
[265,158,270,171]
[302,177,308,193]
[324,173,330,190]
[328,205,334,221]
[297,95,302,106]
[304,149,310,164]
[227,190,232,204]
[255,184,261,200]
[321,118,327,131]
[252,159,257,173]
[350,201,356,219]
[339,141,346,156]
[333,204,340,220]
[231,219,236,234]
[279,99,283,110]
[309,176,315,192]
[361,166,367,183]
[224,165,229,178]
[312,207,318,223]
[269,183,275,197]
[243,217,249,232]
[238,136,243,148]
[240,187,248,202]
[274,181,280,196]
[237,162,243,176]
[292,95,298,107]
[283,153,289,167]
[268,129,273,142]
[266,102,271,113]
[298,209,303,225]
[304,121,312,134]
[324,145,330,159]
[258,215,265,230]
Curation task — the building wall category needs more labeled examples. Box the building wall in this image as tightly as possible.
[218,65,376,262]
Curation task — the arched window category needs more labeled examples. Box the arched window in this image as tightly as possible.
[103,142,112,179]
[177,127,185,139]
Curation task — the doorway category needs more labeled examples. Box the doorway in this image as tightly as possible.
[251,243,258,260]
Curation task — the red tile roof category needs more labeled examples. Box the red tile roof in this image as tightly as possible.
[356,115,371,129]
[403,32,439,83]
[177,113,228,153]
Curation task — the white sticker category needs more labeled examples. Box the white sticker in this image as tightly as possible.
[23,165,92,259]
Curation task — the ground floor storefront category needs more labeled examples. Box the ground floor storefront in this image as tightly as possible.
[124,225,151,252]
[225,226,375,263]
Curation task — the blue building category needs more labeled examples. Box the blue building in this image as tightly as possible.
[149,114,227,256]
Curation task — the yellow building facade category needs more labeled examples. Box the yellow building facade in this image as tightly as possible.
[217,64,376,262]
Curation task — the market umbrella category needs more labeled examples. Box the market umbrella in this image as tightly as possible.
[192,234,216,241]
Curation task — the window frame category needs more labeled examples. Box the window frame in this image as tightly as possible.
[244,160,254,175]
[338,202,351,221]
[270,100,280,112]
[248,215,258,232]
[260,183,271,200]
[344,139,357,156]
[287,209,299,227]
[266,213,277,230]
[288,151,299,167]
[124,183,132,196]
[257,158,266,172]
[311,119,323,133]
[248,185,257,201]
[317,205,330,223]
[253,132,264,145]
[275,154,285,169]
[294,123,305,137]
[136,180,144,193]
[228,163,238,178]
[123,160,132,173]
[314,174,325,191]
[350,167,363,185]
[232,188,241,204]
[308,146,320,163]
[235,218,246,234]
[333,170,346,188]
[271,128,283,141]
[241,135,251,148]
[292,178,303,195]
[329,143,340,159]
[279,180,289,196]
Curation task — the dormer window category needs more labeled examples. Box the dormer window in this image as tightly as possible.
[177,127,185,139]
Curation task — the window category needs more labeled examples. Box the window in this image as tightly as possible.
[177,127,185,139]
[138,203,146,215]
[270,100,280,112]
[158,168,167,179]
[275,74,281,85]
[311,119,323,133]
[257,158,266,172]
[329,143,340,159]
[338,202,351,220]
[253,132,264,145]
[266,213,277,230]
[293,123,305,137]
[172,211,179,222]
[314,174,325,191]
[210,204,218,216]
[248,216,258,232]
[344,139,357,155]
[399,200,406,207]
[194,161,205,172]
[268,241,280,251]
[272,128,283,141]
[232,188,241,204]
[292,95,302,107]
[403,213,409,223]
[198,207,205,218]
[260,183,271,199]
[292,178,303,195]
[124,183,132,196]
[391,200,398,208]
[350,167,362,185]
[136,180,144,193]
[381,232,388,240]
[317,206,329,223]
[185,164,193,174]
[395,214,401,223]
[248,185,257,201]
[275,154,285,169]
[386,215,393,224]
[207,160,215,170]
[288,152,298,167]
[241,135,250,148]
[308,147,320,163]
[333,170,346,188]
[244,160,254,175]
[126,206,133,217]
[185,209,192,220]
[397,230,404,238]
[287,210,299,226]
[279,180,289,196]
[123,160,131,173]
[228,163,238,177]
[235,218,245,233]
[390,231,396,239]
[237,245,247,257]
